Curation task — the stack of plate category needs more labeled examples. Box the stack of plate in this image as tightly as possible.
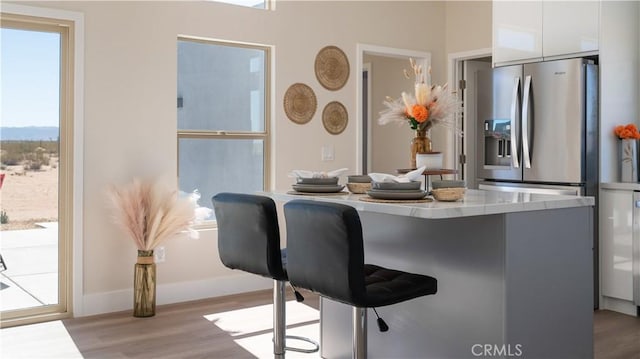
[292,177,345,193]
[367,181,427,200]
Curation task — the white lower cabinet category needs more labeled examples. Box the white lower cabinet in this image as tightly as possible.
[600,187,637,315]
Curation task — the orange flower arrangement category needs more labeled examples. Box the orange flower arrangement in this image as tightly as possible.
[378,58,460,133]
[411,105,429,122]
[614,124,640,140]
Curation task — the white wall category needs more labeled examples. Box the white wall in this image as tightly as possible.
[599,1,640,183]
[443,0,492,170]
[445,0,492,55]
[6,0,447,315]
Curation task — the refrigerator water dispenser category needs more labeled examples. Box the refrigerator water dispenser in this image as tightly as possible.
[483,119,512,166]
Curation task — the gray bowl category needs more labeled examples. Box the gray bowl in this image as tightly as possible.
[296,177,339,185]
[371,181,422,190]
[431,180,466,189]
[347,175,372,183]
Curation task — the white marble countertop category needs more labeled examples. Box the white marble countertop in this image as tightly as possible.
[264,189,594,219]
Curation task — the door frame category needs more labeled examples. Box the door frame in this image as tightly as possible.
[447,48,492,186]
[362,62,372,174]
[1,3,84,326]
[356,44,431,174]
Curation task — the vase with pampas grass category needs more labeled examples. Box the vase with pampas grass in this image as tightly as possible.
[108,179,195,317]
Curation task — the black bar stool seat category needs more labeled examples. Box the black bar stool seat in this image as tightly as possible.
[212,193,318,358]
[284,199,437,359]
[361,264,437,307]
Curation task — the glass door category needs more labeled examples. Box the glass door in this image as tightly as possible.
[0,14,74,326]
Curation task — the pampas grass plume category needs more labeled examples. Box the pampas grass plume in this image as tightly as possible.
[108,179,195,251]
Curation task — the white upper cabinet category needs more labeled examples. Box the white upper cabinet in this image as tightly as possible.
[493,1,600,66]
[493,1,543,65]
[543,1,599,58]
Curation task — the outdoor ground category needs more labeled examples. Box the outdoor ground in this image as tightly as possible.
[0,161,58,231]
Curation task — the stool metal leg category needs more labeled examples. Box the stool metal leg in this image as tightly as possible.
[353,307,367,359]
[273,280,319,357]
[274,280,286,357]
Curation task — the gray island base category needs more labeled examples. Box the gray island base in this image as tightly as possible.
[267,190,594,359]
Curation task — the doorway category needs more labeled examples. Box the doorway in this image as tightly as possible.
[356,44,430,175]
[448,49,492,189]
[0,9,79,327]
[459,57,491,189]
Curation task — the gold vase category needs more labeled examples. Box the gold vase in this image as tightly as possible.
[133,250,156,317]
[410,130,432,168]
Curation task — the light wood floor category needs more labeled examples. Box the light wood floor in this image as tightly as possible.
[1,289,639,358]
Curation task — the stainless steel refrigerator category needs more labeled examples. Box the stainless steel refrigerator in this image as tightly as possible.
[475,57,599,307]
[476,58,598,197]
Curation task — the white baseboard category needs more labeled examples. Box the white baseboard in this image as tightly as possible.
[601,296,639,317]
[78,274,272,317]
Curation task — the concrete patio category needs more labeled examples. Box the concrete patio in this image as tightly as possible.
[0,222,58,312]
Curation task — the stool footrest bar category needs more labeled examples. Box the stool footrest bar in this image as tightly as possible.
[284,335,320,353]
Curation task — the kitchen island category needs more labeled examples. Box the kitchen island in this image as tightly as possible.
[267,189,594,359]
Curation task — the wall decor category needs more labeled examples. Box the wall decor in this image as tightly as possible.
[322,101,348,135]
[315,46,350,91]
[283,83,317,124]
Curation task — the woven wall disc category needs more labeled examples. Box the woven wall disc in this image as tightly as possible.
[315,46,350,91]
[322,101,348,135]
[283,83,317,124]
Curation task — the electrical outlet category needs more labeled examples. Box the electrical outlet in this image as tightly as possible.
[321,146,335,161]
[155,247,166,263]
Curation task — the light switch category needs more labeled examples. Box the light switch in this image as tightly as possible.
[322,146,335,161]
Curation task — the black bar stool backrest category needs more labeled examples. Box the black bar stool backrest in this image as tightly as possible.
[212,192,287,281]
[284,199,368,307]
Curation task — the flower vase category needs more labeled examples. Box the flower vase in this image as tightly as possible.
[410,130,432,168]
[620,139,638,182]
[133,250,156,317]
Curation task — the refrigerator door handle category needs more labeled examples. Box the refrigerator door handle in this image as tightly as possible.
[521,75,532,169]
[510,77,520,168]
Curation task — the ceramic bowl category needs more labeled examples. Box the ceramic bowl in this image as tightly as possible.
[346,182,372,194]
[432,187,465,201]
[347,175,372,183]
[431,180,466,189]
[371,181,422,190]
[296,177,339,185]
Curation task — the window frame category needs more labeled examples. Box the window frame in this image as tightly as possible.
[176,36,272,226]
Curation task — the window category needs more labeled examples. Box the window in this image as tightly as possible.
[177,37,270,221]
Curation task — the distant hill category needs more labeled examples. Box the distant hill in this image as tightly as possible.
[0,127,59,141]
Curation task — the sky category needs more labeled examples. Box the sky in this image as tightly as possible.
[1,27,60,128]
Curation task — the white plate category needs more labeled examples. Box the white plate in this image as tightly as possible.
[292,184,345,193]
